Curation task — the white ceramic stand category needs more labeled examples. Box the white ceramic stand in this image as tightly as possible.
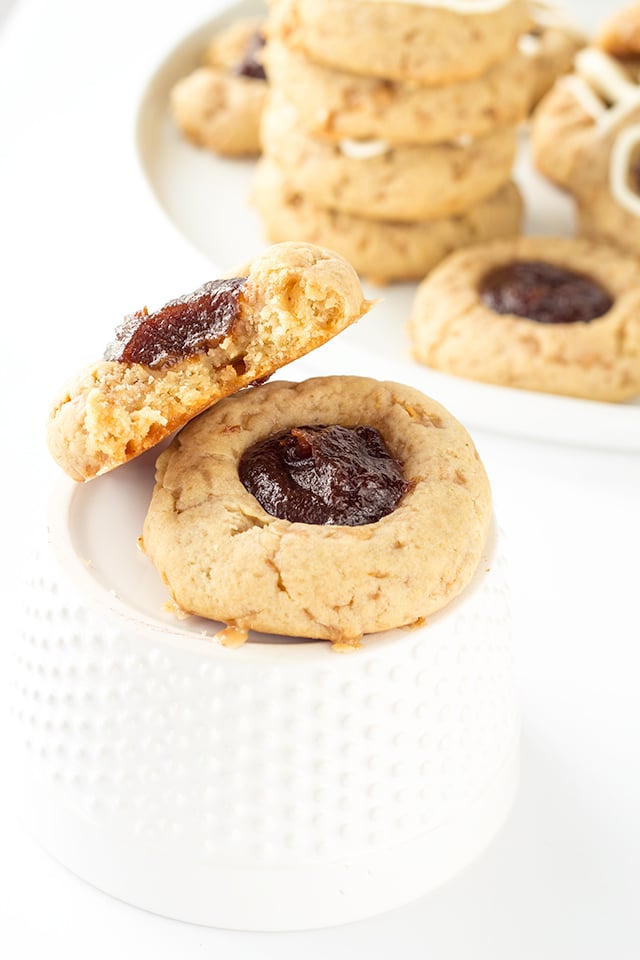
[15,453,519,930]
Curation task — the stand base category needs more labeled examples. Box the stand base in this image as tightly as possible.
[22,735,518,931]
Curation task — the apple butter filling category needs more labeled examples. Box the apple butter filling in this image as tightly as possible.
[233,31,266,80]
[480,260,613,323]
[103,276,247,368]
[239,424,410,526]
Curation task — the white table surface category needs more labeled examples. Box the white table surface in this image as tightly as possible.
[1,1,638,957]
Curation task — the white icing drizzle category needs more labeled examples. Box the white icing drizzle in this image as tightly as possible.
[357,0,511,12]
[518,32,541,57]
[575,48,640,109]
[572,49,640,137]
[560,74,607,121]
[528,0,585,40]
[609,124,640,217]
[564,48,640,219]
[339,138,390,159]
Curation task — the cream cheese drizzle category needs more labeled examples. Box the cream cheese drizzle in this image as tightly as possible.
[339,138,391,158]
[518,33,542,56]
[559,74,607,121]
[568,48,640,217]
[575,48,640,113]
[610,124,640,218]
[528,0,585,40]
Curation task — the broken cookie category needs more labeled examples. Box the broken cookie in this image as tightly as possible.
[47,242,372,481]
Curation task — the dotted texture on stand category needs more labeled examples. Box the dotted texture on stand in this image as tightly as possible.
[14,535,518,866]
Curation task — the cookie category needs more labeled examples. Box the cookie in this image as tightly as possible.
[260,95,518,222]
[531,46,640,257]
[264,39,529,146]
[202,16,266,70]
[532,48,640,188]
[596,1,640,60]
[170,17,267,156]
[252,159,523,282]
[141,375,492,646]
[520,1,585,110]
[576,184,640,255]
[47,243,372,482]
[409,236,640,402]
[267,0,529,84]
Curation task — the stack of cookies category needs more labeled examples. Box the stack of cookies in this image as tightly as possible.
[251,0,531,283]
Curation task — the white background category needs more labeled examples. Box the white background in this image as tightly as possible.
[1,1,639,958]
[0,0,16,27]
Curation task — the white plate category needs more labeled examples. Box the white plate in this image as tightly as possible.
[136,0,640,452]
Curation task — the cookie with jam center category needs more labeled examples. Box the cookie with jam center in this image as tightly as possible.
[141,375,492,647]
[408,236,640,401]
[170,17,267,156]
[47,242,373,481]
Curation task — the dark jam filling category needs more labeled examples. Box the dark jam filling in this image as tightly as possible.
[479,260,613,324]
[630,159,640,195]
[239,424,411,526]
[232,31,267,80]
[103,276,247,368]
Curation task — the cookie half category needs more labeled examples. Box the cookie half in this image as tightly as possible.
[409,236,640,401]
[141,375,492,646]
[47,243,373,481]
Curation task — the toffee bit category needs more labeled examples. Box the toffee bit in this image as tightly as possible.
[162,599,190,620]
[330,638,362,653]
[217,624,249,648]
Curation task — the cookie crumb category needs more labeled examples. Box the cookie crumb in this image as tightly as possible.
[330,638,362,653]
[217,624,249,648]
[163,598,190,620]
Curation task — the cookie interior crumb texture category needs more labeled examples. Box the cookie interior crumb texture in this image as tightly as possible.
[46,242,373,482]
[141,376,492,646]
